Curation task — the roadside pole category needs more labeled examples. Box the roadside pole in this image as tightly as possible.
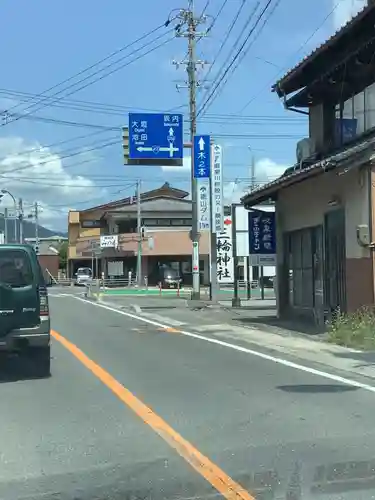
[34,202,39,255]
[231,203,241,307]
[4,207,8,243]
[18,198,23,244]
[209,141,218,301]
[136,179,142,287]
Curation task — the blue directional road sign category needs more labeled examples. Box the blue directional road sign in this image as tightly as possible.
[193,135,211,179]
[128,113,183,162]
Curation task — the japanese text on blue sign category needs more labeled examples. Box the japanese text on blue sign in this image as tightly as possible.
[249,211,276,255]
[193,135,210,179]
[128,113,183,160]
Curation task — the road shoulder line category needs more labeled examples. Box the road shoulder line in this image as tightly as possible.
[70,295,375,394]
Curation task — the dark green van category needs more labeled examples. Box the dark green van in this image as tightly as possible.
[0,244,51,377]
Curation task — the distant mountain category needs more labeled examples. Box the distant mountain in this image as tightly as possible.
[0,218,67,241]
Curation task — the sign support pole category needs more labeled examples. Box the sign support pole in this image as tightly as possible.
[209,142,218,301]
[136,179,142,287]
[231,203,241,307]
[4,207,8,244]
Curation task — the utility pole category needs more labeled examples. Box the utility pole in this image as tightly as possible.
[174,0,207,299]
[136,179,142,287]
[18,198,23,244]
[4,207,8,244]
[34,202,39,255]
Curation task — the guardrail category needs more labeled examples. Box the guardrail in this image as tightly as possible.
[82,278,275,301]
[49,276,275,298]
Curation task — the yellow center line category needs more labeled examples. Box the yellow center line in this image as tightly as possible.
[51,329,255,500]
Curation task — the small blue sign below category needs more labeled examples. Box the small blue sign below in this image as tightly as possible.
[193,135,211,179]
[249,211,276,255]
[128,113,183,161]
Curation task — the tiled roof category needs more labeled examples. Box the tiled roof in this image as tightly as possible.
[273,3,373,95]
[80,183,189,213]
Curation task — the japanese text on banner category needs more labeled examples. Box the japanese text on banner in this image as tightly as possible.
[216,218,234,283]
[211,145,223,233]
[249,211,276,255]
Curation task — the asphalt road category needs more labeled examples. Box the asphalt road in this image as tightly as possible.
[2,295,375,499]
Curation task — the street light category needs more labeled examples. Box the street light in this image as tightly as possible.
[0,189,18,243]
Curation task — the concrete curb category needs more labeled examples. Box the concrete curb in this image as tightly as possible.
[130,304,142,314]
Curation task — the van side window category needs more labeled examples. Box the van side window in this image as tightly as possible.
[0,250,33,288]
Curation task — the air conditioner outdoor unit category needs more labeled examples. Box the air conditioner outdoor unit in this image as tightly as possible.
[296,138,315,165]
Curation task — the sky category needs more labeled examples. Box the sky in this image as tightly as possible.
[0,0,368,230]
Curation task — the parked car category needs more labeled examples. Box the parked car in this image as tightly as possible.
[0,244,51,377]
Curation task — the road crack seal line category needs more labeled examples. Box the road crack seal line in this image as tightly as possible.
[51,329,254,500]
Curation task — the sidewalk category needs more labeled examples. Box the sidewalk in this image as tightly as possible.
[93,293,375,383]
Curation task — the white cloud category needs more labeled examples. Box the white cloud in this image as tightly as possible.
[223,157,289,203]
[160,154,288,203]
[332,0,366,30]
[0,136,105,230]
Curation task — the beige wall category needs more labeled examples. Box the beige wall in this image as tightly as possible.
[277,167,370,260]
[68,209,104,259]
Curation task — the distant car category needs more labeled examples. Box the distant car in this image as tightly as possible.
[158,267,182,289]
[74,267,93,286]
[0,244,51,377]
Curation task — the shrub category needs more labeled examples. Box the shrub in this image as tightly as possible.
[327,306,375,349]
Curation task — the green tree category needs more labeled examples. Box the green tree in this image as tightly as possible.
[58,241,68,270]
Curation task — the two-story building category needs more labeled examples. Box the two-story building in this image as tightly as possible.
[68,182,211,284]
[241,3,375,327]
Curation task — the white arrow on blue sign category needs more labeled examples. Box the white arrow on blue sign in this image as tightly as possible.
[193,134,211,179]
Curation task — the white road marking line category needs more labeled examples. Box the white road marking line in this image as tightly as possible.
[49,293,72,297]
[71,296,375,394]
[141,313,186,327]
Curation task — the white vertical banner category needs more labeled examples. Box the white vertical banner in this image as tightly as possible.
[198,178,211,231]
[211,144,224,233]
[216,217,234,283]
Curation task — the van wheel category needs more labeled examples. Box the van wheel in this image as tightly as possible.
[29,346,51,378]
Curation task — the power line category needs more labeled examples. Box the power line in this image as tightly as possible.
[0,87,187,116]
[0,128,113,163]
[3,32,176,126]
[206,0,228,33]
[5,19,175,116]
[2,111,120,130]
[204,0,282,112]
[198,0,246,100]
[0,86,305,122]
[198,0,263,113]
[198,0,275,116]
[239,0,345,112]
[0,138,120,177]
[2,108,305,130]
